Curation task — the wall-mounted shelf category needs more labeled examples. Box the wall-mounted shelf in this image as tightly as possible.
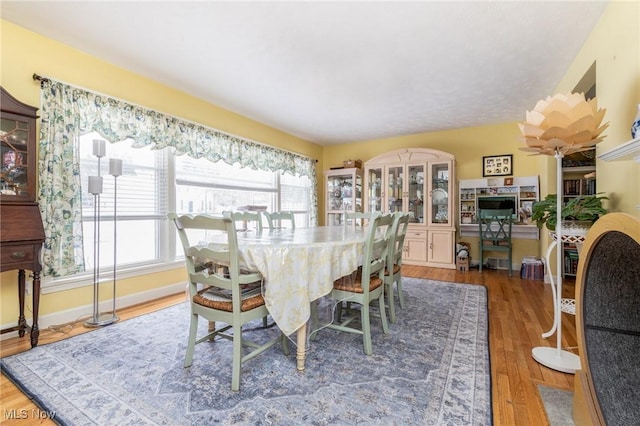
[598,137,640,162]
[599,137,640,211]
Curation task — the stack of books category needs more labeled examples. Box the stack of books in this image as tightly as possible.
[520,256,544,281]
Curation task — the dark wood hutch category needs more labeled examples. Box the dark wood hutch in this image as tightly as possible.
[0,86,46,347]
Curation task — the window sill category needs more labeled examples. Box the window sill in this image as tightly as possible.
[41,260,184,294]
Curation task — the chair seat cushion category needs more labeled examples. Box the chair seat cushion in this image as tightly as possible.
[384,264,401,276]
[333,268,383,293]
[193,282,264,312]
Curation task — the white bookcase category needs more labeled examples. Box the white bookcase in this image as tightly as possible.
[459,175,540,239]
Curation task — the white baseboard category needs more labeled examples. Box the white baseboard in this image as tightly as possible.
[1,282,186,342]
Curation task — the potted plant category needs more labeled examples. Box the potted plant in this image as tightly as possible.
[531,193,608,233]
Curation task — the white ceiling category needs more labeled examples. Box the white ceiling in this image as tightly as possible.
[1,1,608,145]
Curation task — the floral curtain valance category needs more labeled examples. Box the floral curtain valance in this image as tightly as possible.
[42,80,316,177]
[37,78,318,278]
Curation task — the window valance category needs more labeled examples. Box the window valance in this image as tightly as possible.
[40,79,316,177]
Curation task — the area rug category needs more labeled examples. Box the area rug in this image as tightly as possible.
[538,385,574,426]
[1,278,491,425]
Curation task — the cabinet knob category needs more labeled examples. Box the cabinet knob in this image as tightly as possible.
[11,251,26,259]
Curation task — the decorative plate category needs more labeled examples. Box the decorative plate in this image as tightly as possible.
[432,188,448,203]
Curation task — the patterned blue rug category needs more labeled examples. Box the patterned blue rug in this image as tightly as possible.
[1,278,491,425]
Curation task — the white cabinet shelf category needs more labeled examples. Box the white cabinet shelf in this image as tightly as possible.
[324,167,363,226]
[459,175,540,240]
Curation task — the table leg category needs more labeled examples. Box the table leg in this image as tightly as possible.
[17,269,26,337]
[296,322,307,371]
[30,271,41,347]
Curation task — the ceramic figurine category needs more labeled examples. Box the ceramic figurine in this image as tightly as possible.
[632,104,640,139]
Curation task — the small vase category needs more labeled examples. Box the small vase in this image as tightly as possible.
[631,104,640,139]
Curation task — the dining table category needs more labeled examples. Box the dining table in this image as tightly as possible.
[207,225,369,371]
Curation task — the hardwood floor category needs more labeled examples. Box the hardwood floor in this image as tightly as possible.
[0,266,577,425]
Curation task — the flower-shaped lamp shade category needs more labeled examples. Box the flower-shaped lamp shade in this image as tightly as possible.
[519,93,608,156]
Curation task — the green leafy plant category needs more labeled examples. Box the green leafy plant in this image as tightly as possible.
[531,193,608,231]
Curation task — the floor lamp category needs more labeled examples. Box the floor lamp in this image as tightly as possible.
[84,140,120,328]
[518,93,607,374]
[531,150,581,373]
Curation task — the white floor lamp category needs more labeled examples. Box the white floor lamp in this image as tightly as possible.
[518,93,608,374]
[531,150,581,373]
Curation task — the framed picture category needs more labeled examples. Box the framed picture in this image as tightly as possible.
[483,154,513,177]
[504,177,514,186]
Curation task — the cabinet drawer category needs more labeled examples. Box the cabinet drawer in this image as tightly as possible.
[1,244,37,268]
[406,230,427,239]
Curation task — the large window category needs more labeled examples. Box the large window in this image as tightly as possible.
[79,133,169,271]
[175,155,311,224]
[73,132,312,282]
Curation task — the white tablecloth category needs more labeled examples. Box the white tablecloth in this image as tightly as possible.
[215,226,368,336]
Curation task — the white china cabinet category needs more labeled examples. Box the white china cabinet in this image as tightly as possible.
[364,148,456,268]
[324,167,363,226]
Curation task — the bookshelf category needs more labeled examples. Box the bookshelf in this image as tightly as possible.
[561,148,596,277]
[562,148,596,201]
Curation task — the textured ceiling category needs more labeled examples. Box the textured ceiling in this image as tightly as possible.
[1,1,608,145]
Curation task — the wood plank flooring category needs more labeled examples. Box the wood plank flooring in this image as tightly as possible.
[0,266,577,425]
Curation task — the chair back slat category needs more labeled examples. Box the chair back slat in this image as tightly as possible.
[223,210,264,232]
[264,211,295,230]
[346,211,377,227]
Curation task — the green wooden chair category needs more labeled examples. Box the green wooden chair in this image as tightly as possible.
[478,209,514,276]
[223,210,263,232]
[169,213,288,391]
[384,212,410,323]
[263,211,295,230]
[345,211,375,227]
[313,212,391,355]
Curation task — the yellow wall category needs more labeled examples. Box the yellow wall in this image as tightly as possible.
[0,20,322,325]
[554,0,640,215]
[1,0,638,325]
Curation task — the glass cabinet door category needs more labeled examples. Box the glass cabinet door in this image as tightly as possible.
[1,115,30,198]
[366,167,382,212]
[407,164,425,223]
[386,165,403,213]
[429,162,450,225]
